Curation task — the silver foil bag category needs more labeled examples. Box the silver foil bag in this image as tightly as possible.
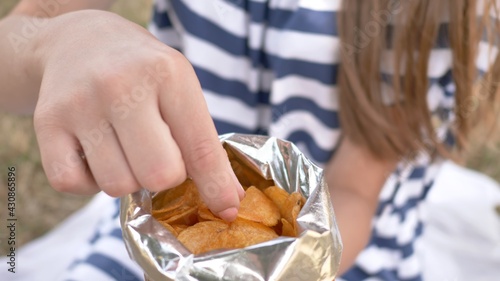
[120,133,343,281]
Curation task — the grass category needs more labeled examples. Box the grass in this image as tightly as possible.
[0,0,499,257]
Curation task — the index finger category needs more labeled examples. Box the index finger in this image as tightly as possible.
[156,52,244,221]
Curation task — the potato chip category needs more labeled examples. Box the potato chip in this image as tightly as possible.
[264,188,305,236]
[165,205,198,226]
[178,221,229,254]
[276,192,303,225]
[263,186,289,210]
[152,179,193,210]
[291,205,301,233]
[282,192,304,235]
[152,205,185,221]
[220,218,278,249]
[281,218,296,237]
[237,186,280,226]
[197,203,223,222]
[158,220,178,237]
[227,150,274,189]
[178,219,278,255]
[171,224,189,235]
[152,177,306,255]
[152,179,200,212]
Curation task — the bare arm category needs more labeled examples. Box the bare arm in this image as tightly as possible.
[0,0,116,113]
[325,137,397,274]
[0,0,244,220]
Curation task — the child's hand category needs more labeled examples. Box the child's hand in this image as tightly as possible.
[31,10,244,221]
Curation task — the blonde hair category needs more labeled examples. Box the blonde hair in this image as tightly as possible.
[338,0,500,161]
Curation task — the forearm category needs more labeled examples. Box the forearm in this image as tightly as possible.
[0,0,116,114]
[326,137,397,275]
[330,186,378,274]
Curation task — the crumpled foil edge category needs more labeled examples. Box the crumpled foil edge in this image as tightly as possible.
[121,133,343,281]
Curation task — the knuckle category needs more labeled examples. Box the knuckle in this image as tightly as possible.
[99,179,139,197]
[33,106,60,135]
[202,184,235,209]
[186,139,221,173]
[44,156,95,195]
[166,48,189,68]
[140,164,187,192]
[157,49,190,82]
[35,90,94,130]
[68,90,95,111]
[90,64,136,103]
[94,66,124,88]
[94,71,126,102]
[48,172,80,193]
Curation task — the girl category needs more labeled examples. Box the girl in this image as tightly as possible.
[0,0,498,280]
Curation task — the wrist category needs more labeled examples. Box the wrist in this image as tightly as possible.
[0,14,56,112]
[5,14,52,88]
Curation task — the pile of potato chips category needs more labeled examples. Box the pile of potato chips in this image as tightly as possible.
[152,179,306,255]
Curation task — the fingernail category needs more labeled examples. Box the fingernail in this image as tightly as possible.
[218,207,238,222]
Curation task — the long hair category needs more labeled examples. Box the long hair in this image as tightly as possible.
[338,0,500,161]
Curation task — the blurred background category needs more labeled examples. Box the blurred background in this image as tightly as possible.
[0,0,499,256]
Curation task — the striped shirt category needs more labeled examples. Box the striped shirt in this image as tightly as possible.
[60,1,497,281]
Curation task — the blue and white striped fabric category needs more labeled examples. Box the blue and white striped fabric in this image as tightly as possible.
[151,0,344,164]
[59,1,497,280]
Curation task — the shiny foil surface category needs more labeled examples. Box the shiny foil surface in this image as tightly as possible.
[120,133,343,281]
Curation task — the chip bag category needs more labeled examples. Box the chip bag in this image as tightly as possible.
[120,133,343,281]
